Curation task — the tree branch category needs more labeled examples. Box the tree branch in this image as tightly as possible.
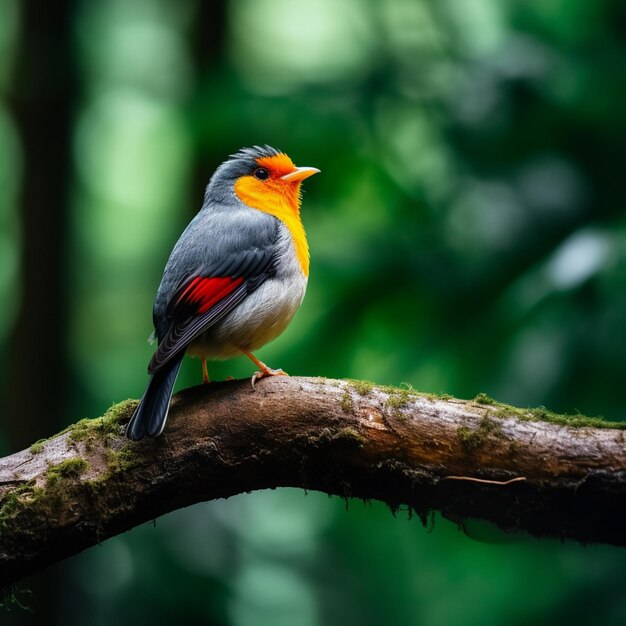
[2,376,626,587]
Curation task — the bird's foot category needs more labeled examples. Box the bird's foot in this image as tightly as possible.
[201,358,210,384]
[251,367,289,389]
[239,348,289,388]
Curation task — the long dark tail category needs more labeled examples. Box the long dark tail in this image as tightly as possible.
[126,352,185,440]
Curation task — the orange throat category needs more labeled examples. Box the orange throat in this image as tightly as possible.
[234,175,310,278]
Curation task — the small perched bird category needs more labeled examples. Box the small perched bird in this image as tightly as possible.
[126,145,319,440]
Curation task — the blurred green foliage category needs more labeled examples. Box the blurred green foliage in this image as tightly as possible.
[1,0,626,624]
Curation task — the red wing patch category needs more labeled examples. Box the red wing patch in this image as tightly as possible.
[176,276,244,314]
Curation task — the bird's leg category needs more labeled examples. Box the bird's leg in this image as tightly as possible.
[201,357,210,384]
[239,348,289,388]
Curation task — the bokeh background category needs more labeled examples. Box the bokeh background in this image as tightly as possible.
[1,0,626,624]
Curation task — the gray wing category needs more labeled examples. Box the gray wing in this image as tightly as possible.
[148,207,278,374]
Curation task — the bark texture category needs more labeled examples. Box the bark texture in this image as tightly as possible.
[1,376,626,587]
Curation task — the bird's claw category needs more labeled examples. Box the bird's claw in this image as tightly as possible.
[251,368,289,389]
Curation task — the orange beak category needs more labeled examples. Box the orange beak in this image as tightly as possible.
[281,166,320,182]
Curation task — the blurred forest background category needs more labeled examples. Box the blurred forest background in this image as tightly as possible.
[1,0,626,624]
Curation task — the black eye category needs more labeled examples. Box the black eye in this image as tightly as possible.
[254,167,270,180]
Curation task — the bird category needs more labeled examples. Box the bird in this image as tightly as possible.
[126,145,319,440]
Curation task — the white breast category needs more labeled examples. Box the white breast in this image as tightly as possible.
[188,223,308,360]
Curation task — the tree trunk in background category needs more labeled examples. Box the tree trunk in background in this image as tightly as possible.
[3,1,76,623]
[188,0,228,215]
[5,3,75,447]
[191,0,227,70]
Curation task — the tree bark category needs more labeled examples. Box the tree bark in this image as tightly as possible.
[1,376,626,588]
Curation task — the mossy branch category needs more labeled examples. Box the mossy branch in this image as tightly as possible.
[1,376,626,587]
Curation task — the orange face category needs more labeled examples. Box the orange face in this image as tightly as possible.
[234,153,319,216]
[233,152,319,277]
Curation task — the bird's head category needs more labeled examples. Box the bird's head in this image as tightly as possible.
[207,145,320,215]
